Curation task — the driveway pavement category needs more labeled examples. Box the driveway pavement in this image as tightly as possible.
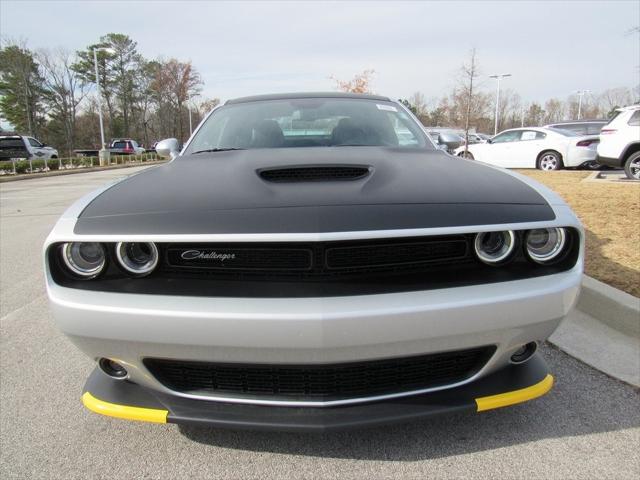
[1,168,639,479]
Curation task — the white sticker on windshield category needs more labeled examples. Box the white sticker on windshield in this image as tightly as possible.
[377,104,398,112]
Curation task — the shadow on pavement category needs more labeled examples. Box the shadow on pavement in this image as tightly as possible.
[178,346,640,461]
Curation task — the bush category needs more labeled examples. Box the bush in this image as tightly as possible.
[0,152,162,176]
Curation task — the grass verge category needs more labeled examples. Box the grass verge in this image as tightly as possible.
[519,170,640,297]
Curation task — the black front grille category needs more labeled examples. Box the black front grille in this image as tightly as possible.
[163,235,470,278]
[258,166,370,182]
[144,346,495,401]
[326,239,467,269]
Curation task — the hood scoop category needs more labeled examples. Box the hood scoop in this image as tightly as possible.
[258,165,371,183]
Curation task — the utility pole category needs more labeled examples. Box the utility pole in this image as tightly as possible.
[489,73,512,135]
[575,90,590,119]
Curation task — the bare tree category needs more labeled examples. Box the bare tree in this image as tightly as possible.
[37,48,88,155]
[598,87,634,116]
[543,98,565,123]
[460,48,480,156]
[151,59,202,141]
[330,69,375,94]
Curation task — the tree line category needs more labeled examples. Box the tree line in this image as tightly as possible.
[0,34,218,156]
[399,85,637,134]
[333,56,638,135]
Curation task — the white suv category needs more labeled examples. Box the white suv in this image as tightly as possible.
[597,105,640,179]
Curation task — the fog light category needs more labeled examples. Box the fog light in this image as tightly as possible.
[98,358,128,379]
[510,342,538,364]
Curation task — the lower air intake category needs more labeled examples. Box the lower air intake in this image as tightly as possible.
[144,346,496,402]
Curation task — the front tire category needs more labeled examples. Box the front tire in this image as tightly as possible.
[537,151,563,171]
[458,151,474,160]
[624,152,640,180]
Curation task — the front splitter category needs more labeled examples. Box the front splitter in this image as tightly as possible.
[82,354,552,432]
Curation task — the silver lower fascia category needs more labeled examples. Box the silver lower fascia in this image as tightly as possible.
[49,266,581,407]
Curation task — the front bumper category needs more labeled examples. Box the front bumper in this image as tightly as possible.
[82,354,553,431]
[49,266,581,407]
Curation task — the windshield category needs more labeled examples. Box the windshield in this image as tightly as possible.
[185,98,432,154]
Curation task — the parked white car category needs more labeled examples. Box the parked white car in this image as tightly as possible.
[454,127,599,170]
[596,105,640,180]
[0,135,59,161]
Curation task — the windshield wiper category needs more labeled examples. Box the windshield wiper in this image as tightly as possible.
[191,148,246,154]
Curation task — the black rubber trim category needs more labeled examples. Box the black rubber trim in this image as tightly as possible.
[82,354,550,432]
[596,155,624,168]
[47,228,580,298]
[225,92,392,104]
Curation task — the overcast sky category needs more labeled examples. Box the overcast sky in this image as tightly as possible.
[1,0,639,106]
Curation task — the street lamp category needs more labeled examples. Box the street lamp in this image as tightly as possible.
[92,46,115,165]
[489,73,512,135]
[575,90,590,120]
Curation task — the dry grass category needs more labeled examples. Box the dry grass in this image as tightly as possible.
[518,170,640,297]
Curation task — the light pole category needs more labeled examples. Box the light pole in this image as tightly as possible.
[489,73,512,135]
[575,90,590,120]
[93,46,115,165]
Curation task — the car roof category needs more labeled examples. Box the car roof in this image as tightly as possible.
[617,104,640,112]
[547,119,607,125]
[225,92,392,105]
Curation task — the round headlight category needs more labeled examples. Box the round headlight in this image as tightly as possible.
[62,242,106,278]
[525,228,566,263]
[474,230,516,264]
[116,242,159,276]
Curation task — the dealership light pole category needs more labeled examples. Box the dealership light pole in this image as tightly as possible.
[489,73,512,135]
[93,46,115,165]
[575,89,590,119]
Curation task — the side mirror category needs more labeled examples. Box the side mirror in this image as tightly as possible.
[155,138,180,160]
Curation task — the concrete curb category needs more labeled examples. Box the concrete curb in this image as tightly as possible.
[550,275,640,387]
[578,275,640,338]
[0,161,166,183]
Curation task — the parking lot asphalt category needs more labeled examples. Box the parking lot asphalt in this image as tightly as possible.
[1,168,639,480]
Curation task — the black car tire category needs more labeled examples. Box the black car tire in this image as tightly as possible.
[537,151,563,171]
[623,152,640,180]
[458,151,474,160]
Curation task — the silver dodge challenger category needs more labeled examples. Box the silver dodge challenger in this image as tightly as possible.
[44,93,583,431]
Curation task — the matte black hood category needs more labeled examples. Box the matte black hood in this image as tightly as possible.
[75,147,554,235]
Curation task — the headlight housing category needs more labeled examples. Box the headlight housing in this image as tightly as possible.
[474,230,516,265]
[115,242,159,276]
[62,242,106,278]
[525,227,567,264]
